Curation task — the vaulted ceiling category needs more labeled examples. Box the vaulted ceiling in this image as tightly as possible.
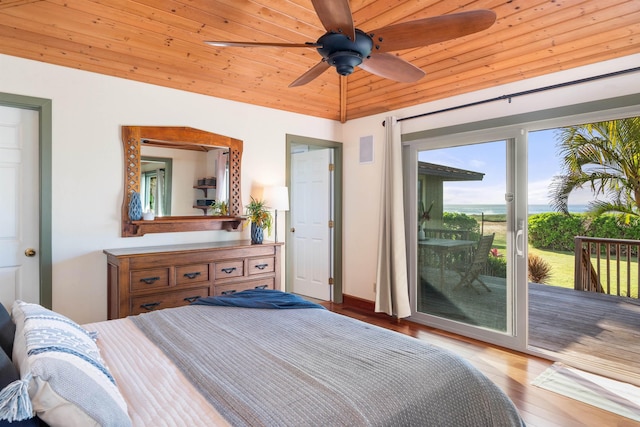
[1,1,638,122]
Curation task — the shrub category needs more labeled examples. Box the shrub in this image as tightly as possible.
[485,251,507,278]
[586,214,640,240]
[528,254,552,284]
[528,213,584,251]
[443,212,480,239]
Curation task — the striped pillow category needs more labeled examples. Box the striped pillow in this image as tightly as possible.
[11,301,131,427]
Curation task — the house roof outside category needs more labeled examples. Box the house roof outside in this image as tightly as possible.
[418,161,484,182]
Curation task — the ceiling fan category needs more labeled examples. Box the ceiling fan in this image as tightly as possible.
[205,0,496,87]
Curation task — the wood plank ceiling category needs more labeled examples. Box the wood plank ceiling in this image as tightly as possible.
[0,0,639,122]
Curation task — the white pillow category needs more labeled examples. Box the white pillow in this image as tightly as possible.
[11,301,131,427]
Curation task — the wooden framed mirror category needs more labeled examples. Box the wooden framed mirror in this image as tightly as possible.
[121,126,243,237]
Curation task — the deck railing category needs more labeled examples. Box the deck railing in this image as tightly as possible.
[574,236,640,299]
[423,228,472,240]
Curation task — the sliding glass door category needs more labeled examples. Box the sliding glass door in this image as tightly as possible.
[406,131,527,349]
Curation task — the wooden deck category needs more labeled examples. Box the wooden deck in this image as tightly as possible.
[529,283,640,385]
[417,267,640,385]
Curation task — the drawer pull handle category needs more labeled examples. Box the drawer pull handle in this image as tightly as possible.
[140,276,161,285]
[254,285,268,290]
[183,296,201,303]
[140,302,160,311]
[221,267,236,274]
[183,272,201,279]
[255,263,269,270]
[221,290,236,295]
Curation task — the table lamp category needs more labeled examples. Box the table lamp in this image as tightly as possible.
[263,186,289,242]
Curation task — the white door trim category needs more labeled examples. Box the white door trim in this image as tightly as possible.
[0,92,53,308]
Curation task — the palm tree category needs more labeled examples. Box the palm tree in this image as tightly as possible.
[550,117,640,221]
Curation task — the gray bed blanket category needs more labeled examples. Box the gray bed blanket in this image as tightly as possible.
[130,305,525,427]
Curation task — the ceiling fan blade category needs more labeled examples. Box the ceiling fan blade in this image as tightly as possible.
[369,10,497,53]
[359,53,425,83]
[205,41,319,48]
[311,0,355,41]
[289,61,331,87]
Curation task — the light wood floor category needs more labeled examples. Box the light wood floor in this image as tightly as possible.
[529,283,640,386]
[323,302,639,427]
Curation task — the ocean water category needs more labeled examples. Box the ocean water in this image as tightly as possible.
[444,204,589,215]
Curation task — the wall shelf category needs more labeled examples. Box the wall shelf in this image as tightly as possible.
[123,216,244,237]
[194,185,216,198]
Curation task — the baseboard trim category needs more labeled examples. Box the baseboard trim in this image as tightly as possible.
[342,294,375,312]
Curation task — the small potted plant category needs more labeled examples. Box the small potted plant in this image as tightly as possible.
[208,200,228,216]
[245,196,272,244]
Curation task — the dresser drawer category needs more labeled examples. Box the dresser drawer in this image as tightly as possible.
[131,286,209,315]
[214,278,274,296]
[213,260,244,280]
[176,264,209,285]
[130,268,170,292]
[248,257,275,275]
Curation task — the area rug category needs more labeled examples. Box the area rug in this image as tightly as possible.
[532,362,640,421]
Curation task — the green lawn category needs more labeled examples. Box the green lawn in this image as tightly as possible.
[476,217,639,297]
[527,247,575,288]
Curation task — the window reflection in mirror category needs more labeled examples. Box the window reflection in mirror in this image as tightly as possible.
[140,145,229,216]
[140,157,172,216]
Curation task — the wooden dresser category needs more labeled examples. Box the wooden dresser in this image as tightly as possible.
[104,240,282,319]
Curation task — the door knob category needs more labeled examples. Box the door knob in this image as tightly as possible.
[24,248,37,257]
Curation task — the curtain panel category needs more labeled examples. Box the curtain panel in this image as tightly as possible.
[375,117,411,318]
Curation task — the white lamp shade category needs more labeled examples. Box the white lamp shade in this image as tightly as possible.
[263,186,289,211]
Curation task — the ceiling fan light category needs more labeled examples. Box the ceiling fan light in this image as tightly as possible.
[317,29,373,76]
[328,51,363,75]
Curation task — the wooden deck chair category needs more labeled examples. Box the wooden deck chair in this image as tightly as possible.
[453,233,495,293]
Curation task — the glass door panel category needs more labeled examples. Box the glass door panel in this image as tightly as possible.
[416,140,509,333]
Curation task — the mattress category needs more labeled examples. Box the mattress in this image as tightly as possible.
[84,318,230,427]
[84,302,524,426]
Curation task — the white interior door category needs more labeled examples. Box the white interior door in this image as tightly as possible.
[0,105,40,308]
[291,149,333,300]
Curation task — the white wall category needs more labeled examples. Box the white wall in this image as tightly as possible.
[341,54,640,302]
[2,52,640,322]
[0,54,340,323]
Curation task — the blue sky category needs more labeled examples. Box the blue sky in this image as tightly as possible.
[418,129,594,206]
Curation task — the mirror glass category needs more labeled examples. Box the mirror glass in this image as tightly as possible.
[140,145,229,216]
[140,156,172,216]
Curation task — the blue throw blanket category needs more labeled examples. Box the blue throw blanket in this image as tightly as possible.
[192,289,326,310]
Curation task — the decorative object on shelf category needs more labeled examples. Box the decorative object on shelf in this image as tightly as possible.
[250,223,264,245]
[128,191,142,221]
[209,200,228,216]
[143,211,155,221]
[245,196,272,244]
[418,200,434,240]
[205,177,217,186]
[263,186,289,243]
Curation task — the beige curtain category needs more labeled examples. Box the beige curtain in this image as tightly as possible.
[216,151,228,203]
[375,116,411,318]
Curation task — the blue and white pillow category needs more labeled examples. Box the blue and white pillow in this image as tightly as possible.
[11,301,131,427]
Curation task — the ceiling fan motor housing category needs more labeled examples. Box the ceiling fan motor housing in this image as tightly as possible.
[317,29,373,76]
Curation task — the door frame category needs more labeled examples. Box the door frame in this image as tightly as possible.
[405,131,527,351]
[286,134,343,303]
[402,93,640,354]
[0,92,52,309]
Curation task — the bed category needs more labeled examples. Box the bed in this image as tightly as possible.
[1,290,525,426]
